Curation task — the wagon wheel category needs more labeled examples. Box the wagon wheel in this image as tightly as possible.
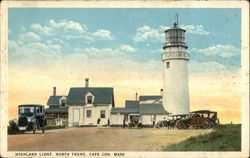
[177,123,187,129]
[32,123,37,134]
[202,121,211,129]
[157,123,165,128]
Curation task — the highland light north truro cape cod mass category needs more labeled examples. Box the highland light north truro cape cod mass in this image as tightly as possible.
[44,20,190,127]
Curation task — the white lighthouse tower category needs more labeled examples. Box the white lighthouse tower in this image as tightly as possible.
[162,18,190,115]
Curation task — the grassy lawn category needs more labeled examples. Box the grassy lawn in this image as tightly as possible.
[163,124,241,151]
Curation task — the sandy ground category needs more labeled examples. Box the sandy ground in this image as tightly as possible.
[8,127,213,151]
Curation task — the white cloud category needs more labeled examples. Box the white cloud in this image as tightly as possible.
[63,53,89,68]
[133,25,164,42]
[31,23,52,35]
[134,24,209,42]
[49,19,86,33]
[9,41,60,68]
[31,19,114,41]
[189,61,227,74]
[74,44,137,59]
[18,32,41,43]
[92,29,114,40]
[180,25,209,35]
[82,47,122,57]
[151,48,164,54]
[48,44,61,51]
[159,26,170,31]
[31,19,87,36]
[46,38,69,46]
[191,44,240,58]
[118,45,137,53]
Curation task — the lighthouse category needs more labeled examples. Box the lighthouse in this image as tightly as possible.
[161,19,190,115]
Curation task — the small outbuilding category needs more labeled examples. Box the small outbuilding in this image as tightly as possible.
[45,87,68,126]
[110,94,170,127]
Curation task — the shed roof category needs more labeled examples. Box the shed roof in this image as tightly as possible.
[191,110,217,114]
[139,95,162,101]
[66,87,114,105]
[111,107,139,114]
[47,96,64,105]
[18,104,44,107]
[139,103,169,115]
[45,107,68,114]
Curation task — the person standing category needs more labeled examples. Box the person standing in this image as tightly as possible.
[123,118,125,129]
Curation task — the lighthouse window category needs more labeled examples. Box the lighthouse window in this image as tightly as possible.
[166,62,170,68]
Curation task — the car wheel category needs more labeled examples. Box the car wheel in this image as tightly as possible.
[209,122,215,128]
[157,123,165,128]
[203,121,211,129]
[177,123,187,129]
[32,123,37,134]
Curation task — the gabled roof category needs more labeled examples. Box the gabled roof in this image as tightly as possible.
[125,100,139,108]
[47,96,64,105]
[139,103,169,115]
[45,107,68,114]
[66,87,114,105]
[139,95,162,101]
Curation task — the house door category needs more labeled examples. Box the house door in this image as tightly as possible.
[73,108,80,123]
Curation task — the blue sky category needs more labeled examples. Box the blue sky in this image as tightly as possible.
[8,8,242,123]
[8,8,241,73]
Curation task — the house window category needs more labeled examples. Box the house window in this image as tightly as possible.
[100,110,105,118]
[87,96,93,104]
[86,110,92,118]
[166,62,170,68]
[39,106,43,113]
[151,115,156,121]
[35,107,40,113]
[61,99,66,107]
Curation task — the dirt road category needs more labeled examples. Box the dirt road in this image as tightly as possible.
[8,127,212,151]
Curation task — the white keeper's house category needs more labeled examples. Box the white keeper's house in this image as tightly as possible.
[45,78,115,127]
[67,79,115,127]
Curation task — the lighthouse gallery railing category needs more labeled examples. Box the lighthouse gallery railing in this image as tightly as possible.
[161,51,190,60]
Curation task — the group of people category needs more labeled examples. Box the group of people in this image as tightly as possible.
[123,119,143,129]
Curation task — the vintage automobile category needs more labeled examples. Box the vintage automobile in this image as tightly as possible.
[157,114,189,128]
[9,104,47,134]
[176,110,219,129]
[128,114,140,128]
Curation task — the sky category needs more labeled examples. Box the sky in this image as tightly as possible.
[8,8,241,123]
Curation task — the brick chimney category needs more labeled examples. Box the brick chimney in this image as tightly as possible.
[160,89,163,96]
[53,87,56,96]
[85,78,89,88]
[135,92,138,101]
